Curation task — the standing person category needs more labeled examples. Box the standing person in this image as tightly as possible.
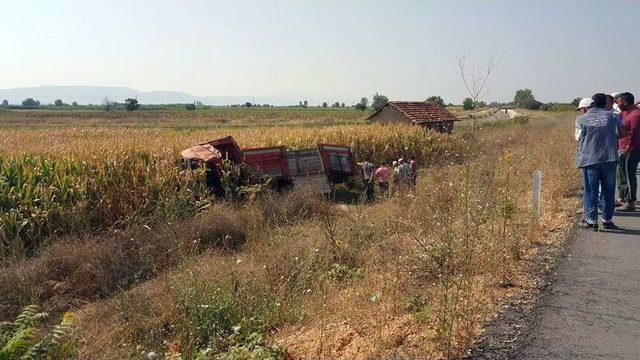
[606,94,623,206]
[616,92,640,211]
[575,97,593,140]
[611,93,621,114]
[575,98,593,222]
[576,93,619,230]
[375,164,391,198]
[397,158,411,187]
[409,158,418,186]
[358,158,375,202]
[391,160,399,195]
[606,94,623,130]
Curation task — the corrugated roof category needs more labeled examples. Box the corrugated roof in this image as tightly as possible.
[368,101,458,123]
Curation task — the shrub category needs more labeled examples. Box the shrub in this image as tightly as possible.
[168,265,291,357]
[190,205,247,250]
[124,98,140,111]
[21,98,40,108]
[259,187,321,225]
[371,93,388,112]
[324,263,363,282]
[462,97,474,110]
[355,97,368,111]
[426,96,445,107]
[513,115,529,125]
[514,88,542,109]
[0,305,74,359]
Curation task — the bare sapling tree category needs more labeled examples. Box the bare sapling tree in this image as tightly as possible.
[455,52,502,126]
[102,97,113,112]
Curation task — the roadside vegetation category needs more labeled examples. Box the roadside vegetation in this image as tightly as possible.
[0,109,579,359]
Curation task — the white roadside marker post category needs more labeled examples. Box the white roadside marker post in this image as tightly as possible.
[533,170,542,220]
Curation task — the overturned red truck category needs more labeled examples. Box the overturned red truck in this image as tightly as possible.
[180,136,357,195]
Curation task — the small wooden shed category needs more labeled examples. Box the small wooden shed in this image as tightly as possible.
[367,101,458,133]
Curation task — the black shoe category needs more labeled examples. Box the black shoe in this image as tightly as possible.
[579,221,598,231]
[602,222,619,230]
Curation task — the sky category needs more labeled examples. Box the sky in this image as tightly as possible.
[1,0,639,105]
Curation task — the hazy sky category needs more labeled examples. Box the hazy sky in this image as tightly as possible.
[1,0,639,104]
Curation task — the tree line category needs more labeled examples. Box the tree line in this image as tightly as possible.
[0,89,579,112]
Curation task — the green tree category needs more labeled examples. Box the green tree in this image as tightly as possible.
[426,95,445,107]
[22,98,40,107]
[185,103,196,111]
[124,97,140,111]
[72,101,78,106]
[355,97,368,111]
[371,92,389,112]
[331,101,340,108]
[1,99,8,107]
[513,89,541,109]
[303,100,308,108]
[243,101,252,107]
[463,97,475,110]
[341,102,345,108]
[571,97,581,107]
[54,99,64,106]
[322,101,328,108]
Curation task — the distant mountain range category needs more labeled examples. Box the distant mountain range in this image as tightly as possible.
[0,86,275,106]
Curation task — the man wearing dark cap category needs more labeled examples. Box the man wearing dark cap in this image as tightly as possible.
[576,93,620,230]
[615,92,640,211]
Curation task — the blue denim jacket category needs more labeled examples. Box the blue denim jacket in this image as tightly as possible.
[576,107,619,168]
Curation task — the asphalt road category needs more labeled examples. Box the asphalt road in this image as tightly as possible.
[515,200,640,358]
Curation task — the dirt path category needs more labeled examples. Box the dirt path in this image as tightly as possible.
[513,207,640,359]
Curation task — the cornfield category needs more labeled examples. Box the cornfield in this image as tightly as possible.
[2,124,466,165]
[0,124,466,262]
[0,152,204,262]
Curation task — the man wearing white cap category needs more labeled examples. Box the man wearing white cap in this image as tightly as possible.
[575,97,593,140]
[576,93,619,230]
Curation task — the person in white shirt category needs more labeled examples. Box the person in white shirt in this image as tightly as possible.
[575,97,593,140]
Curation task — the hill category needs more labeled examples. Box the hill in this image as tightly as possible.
[0,85,272,105]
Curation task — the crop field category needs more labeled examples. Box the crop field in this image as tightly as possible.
[0,107,372,127]
[0,107,580,359]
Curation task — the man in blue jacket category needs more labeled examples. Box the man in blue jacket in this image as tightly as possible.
[576,93,620,230]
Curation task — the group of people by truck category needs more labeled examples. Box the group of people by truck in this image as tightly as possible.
[358,157,418,202]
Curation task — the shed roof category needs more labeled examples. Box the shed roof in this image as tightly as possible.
[368,101,458,123]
